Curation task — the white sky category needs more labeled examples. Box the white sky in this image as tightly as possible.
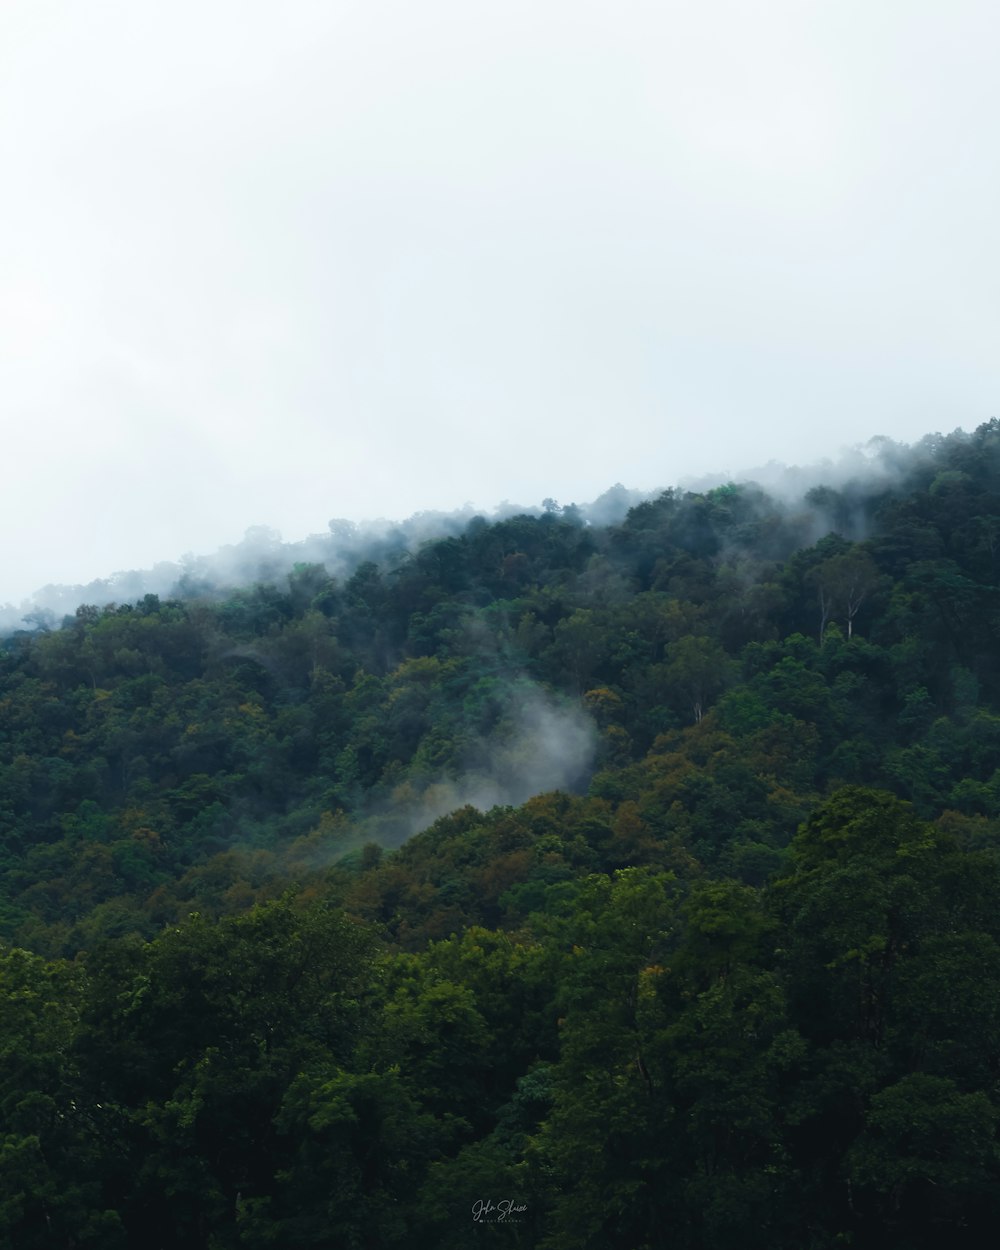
[2,0,998,603]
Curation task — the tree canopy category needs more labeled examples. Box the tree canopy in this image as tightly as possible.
[3,422,1000,1245]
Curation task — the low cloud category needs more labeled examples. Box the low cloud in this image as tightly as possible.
[341,681,598,853]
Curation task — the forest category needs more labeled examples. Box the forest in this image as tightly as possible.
[3,422,1000,1247]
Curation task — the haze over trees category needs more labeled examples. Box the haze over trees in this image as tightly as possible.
[3,422,1000,1246]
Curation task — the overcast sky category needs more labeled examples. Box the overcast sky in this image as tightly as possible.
[2,0,997,603]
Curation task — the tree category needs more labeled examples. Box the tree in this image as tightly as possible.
[663,636,733,723]
[75,900,379,1250]
[807,549,879,642]
[0,947,123,1248]
[846,1074,1000,1240]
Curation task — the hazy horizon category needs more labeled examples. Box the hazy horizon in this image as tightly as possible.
[4,1,997,605]
[0,427,956,618]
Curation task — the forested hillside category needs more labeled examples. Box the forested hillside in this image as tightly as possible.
[3,423,1000,1247]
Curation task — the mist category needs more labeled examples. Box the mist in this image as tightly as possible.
[4,2,999,617]
[0,427,974,637]
[240,679,599,875]
[348,682,598,853]
[0,484,652,634]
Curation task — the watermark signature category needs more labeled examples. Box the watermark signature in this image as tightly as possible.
[472,1198,527,1224]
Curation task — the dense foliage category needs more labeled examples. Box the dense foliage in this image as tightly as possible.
[3,422,1000,1246]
